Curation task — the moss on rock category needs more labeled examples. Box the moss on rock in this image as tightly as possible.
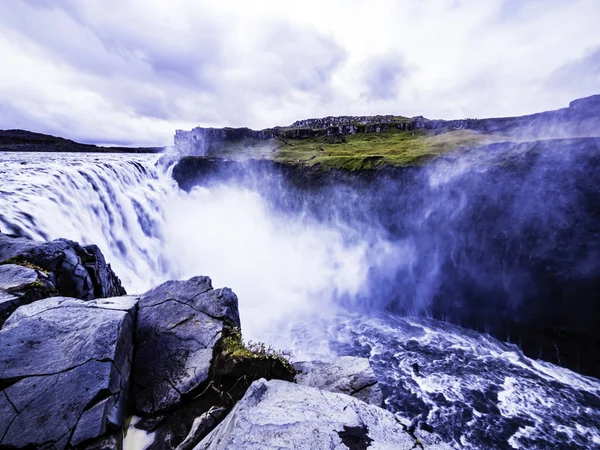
[1,255,49,274]
[220,329,295,374]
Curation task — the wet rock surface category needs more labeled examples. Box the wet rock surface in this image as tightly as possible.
[194,379,452,450]
[0,295,137,449]
[294,356,383,406]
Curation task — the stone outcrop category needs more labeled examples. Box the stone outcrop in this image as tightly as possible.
[132,276,241,415]
[0,233,126,325]
[0,295,137,449]
[194,379,452,450]
[294,356,383,406]
[131,276,295,450]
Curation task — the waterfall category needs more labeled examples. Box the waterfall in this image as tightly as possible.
[0,151,393,352]
[2,150,599,448]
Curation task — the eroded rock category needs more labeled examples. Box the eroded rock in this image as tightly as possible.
[294,356,383,406]
[0,233,126,326]
[0,295,137,449]
[194,379,451,450]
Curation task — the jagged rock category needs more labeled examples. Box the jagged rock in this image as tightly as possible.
[132,276,240,416]
[0,295,137,449]
[294,356,383,406]
[194,379,451,450]
[0,233,126,319]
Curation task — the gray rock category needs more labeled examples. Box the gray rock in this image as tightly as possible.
[0,232,126,303]
[0,295,137,449]
[132,276,240,415]
[0,263,56,326]
[194,379,451,450]
[294,356,383,406]
[176,406,227,450]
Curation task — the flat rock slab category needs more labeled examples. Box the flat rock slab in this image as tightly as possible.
[0,295,137,449]
[295,356,383,406]
[195,379,451,450]
[132,276,240,415]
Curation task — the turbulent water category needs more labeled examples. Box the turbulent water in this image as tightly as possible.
[1,151,599,449]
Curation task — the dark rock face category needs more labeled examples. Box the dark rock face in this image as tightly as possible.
[132,276,240,416]
[0,295,137,449]
[0,233,126,324]
[195,379,452,449]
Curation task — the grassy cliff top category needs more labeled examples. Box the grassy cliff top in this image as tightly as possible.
[207,128,508,171]
[272,128,506,170]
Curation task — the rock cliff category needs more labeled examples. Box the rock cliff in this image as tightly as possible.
[174,94,600,158]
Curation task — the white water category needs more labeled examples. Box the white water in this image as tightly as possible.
[1,151,599,449]
[0,151,396,351]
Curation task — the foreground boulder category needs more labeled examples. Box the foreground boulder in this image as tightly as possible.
[294,356,383,406]
[132,276,241,415]
[0,295,137,449]
[0,233,125,325]
[195,379,451,450]
[132,276,295,449]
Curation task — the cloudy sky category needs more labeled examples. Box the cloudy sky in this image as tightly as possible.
[0,0,599,146]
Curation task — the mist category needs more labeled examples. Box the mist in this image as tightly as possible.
[2,137,599,374]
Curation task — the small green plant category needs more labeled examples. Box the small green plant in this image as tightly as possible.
[2,255,48,274]
[221,329,293,372]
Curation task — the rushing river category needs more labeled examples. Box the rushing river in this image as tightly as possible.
[1,151,599,449]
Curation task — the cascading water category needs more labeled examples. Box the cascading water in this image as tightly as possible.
[0,151,395,350]
[1,150,599,449]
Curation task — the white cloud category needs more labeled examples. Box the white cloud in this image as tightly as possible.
[0,0,599,146]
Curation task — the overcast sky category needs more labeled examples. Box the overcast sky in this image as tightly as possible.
[0,0,599,146]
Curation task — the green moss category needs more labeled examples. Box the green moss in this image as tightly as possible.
[271,128,503,171]
[2,256,49,274]
[221,329,294,372]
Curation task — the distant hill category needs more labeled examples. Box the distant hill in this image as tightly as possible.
[0,129,163,153]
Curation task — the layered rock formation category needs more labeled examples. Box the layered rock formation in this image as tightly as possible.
[0,233,125,326]
[174,94,600,156]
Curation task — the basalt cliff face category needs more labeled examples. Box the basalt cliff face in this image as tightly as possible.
[174,94,600,157]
